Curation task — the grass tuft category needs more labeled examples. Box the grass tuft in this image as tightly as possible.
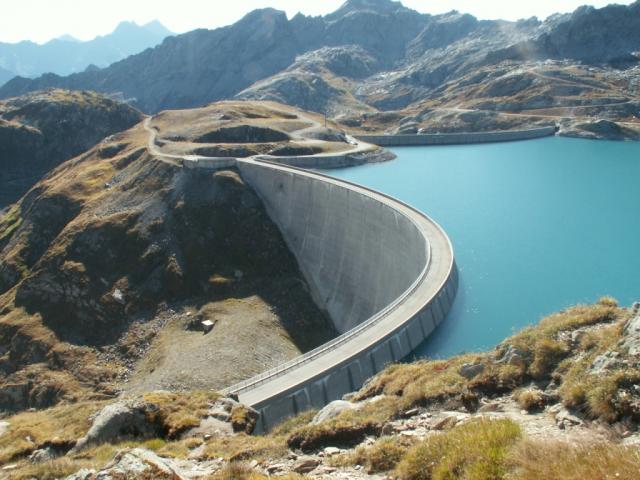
[287,396,400,452]
[142,391,219,438]
[507,439,640,480]
[395,418,521,480]
[332,436,415,473]
[513,388,546,412]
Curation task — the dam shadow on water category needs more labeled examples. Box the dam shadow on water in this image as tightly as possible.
[324,136,640,359]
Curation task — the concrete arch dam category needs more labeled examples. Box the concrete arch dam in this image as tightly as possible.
[228,158,458,431]
[144,116,457,431]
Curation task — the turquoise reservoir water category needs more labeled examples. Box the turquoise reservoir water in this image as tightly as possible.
[324,137,640,358]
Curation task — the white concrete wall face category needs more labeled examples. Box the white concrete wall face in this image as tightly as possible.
[239,162,427,334]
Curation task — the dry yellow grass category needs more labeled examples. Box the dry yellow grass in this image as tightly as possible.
[513,388,546,412]
[331,436,416,473]
[352,354,487,414]
[141,391,220,438]
[270,410,317,437]
[201,434,288,463]
[0,204,22,243]
[287,396,401,452]
[508,439,640,480]
[8,438,169,480]
[395,418,522,480]
[0,400,107,464]
[556,314,640,422]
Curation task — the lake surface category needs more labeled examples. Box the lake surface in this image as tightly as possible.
[324,136,640,358]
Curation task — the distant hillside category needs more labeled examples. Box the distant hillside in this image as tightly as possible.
[0,65,13,86]
[0,20,172,84]
[0,89,143,208]
[1,0,639,119]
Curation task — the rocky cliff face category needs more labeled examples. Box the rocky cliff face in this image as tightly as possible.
[0,89,143,208]
[494,2,640,65]
[0,9,301,113]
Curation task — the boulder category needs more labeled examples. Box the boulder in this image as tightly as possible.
[66,448,185,480]
[323,446,342,456]
[590,351,626,374]
[64,469,96,480]
[459,362,485,379]
[292,456,320,473]
[495,345,528,368]
[622,313,640,356]
[184,416,233,439]
[555,408,583,428]
[0,420,9,438]
[312,400,357,424]
[432,416,458,430]
[71,400,160,452]
[207,396,239,422]
[28,447,55,463]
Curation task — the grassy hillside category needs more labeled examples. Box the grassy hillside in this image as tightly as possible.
[1,298,639,478]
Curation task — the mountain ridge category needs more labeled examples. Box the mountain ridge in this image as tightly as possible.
[0,20,173,86]
[3,0,638,122]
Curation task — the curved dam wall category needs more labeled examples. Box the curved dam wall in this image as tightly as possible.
[357,126,557,147]
[238,161,426,334]
[232,159,457,431]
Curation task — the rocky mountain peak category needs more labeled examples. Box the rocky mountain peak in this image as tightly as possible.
[142,20,172,37]
[326,0,414,20]
[112,21,140,34]
[238,7,289,26]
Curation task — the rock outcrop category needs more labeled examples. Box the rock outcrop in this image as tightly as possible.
[71,399,162,452]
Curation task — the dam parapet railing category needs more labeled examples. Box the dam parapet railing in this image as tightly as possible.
[356,125,558,147]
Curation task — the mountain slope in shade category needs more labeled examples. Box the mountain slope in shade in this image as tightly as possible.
[0,89,143,208]
[0,20,172,79]
[0,65,13,87]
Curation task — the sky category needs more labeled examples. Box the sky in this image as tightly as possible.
[0,0,635,44]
